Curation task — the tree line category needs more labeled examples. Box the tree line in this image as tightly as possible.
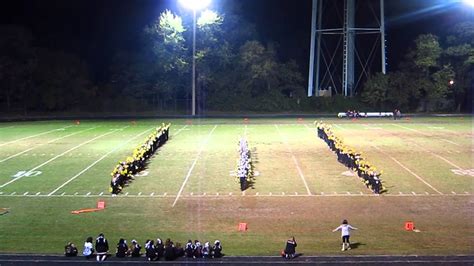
[0,7,472,115]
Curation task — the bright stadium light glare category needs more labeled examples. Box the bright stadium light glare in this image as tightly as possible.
[179,0,211,10]
[464,0,474,7]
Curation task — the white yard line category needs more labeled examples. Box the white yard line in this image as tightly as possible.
[47,126,155,196]
[0,126,129,188]
[275,124,312,195]
[392,124,461,147]
[385,125,464,170]
[0,125,73,147]
[372,145,443,195]
[0,127,97,163]
[172,125,217,207]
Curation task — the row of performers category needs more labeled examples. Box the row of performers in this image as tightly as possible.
[316,122,385,194]
[109,123,170,195]
[236,138,254,191]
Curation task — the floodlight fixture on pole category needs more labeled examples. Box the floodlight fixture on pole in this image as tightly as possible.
[179,0,211,116]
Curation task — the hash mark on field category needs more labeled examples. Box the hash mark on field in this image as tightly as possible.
[412,192,416,195]
[172,125,217,207]
[269,192,272,196]
[373,145,443,195]
[23,192,29,195]
[163,192,167,196]
[99,192,103,196]
[255,192,259,196]
[0,192,3,195]
[425,192,429,195]
[295,192,298,195]
[216,192,219,196]
[61,192,65,196]
[11,192,16,195]
[138,192,142,196]
[346,192,351,195]
[47,126,153,196]
[360,192,363,195]
[124,192,129,196]
[275,124,312,195]
[150,192,154,196]
[451,191,456,195]
[74,192,78,195]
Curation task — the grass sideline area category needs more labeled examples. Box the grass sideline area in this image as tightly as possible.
[0,117,472,255]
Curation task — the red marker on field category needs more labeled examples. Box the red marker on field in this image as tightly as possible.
[243,118,249,124]
[297,117,304,124]
[75,120,80,125]
[186,119,193,125]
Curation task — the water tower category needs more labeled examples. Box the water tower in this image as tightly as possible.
[307,0,387,97]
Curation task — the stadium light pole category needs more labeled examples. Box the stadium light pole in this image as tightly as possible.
[463,0,474,7]
[179,0,211,116]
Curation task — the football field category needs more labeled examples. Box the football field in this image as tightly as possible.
[0,117,472,255]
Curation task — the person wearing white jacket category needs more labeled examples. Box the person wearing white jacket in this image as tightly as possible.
[332,219,358,251]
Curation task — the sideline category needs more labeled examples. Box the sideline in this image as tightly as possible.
[172,125,217,207]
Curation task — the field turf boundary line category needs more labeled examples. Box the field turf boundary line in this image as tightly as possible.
[0,127,97,163]
[0,126,129,189]
[372,145,443,195]
[275,124,312,195]
[0,192,471,198]
[172,125,217,207]
[0,125,73,147]
[47,126,156,196]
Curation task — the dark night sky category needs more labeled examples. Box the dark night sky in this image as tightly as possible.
[1,0,473,81]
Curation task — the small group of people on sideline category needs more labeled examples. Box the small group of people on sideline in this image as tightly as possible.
[65,235,222,261]
[393,109,402,120]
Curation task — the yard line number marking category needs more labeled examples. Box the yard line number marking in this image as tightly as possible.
[0,126,129,189]
[275,124,312,195]
[372,145,443,195]
[172,125,217,207]
[0,127,97,163]
[0,125,73,147]
[47,126,156,196]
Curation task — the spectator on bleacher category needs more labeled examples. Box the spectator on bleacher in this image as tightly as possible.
[64,242,78,257]
[82,237,94,259]
[212,240,222,258]
[115,238,128,258]
[145,240,158,261]
[130,239,141,257]
[95,233,109,262]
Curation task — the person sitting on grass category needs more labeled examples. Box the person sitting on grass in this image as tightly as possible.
[82,237,94,259]
[115,238,128,258]
[193,240,202,258]
[145,240,158,261]
[130,239,141,257]
[95,233,109,262]
[185,240,194,258]
[163,238,176,261]
[202,242,211,258]
[212,240,222,258]
[64,242,78,257]
[282,236,297,259]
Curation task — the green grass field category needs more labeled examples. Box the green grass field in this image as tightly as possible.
[0,117,472,255]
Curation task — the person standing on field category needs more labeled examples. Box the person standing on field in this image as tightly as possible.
[332,219,358,251]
